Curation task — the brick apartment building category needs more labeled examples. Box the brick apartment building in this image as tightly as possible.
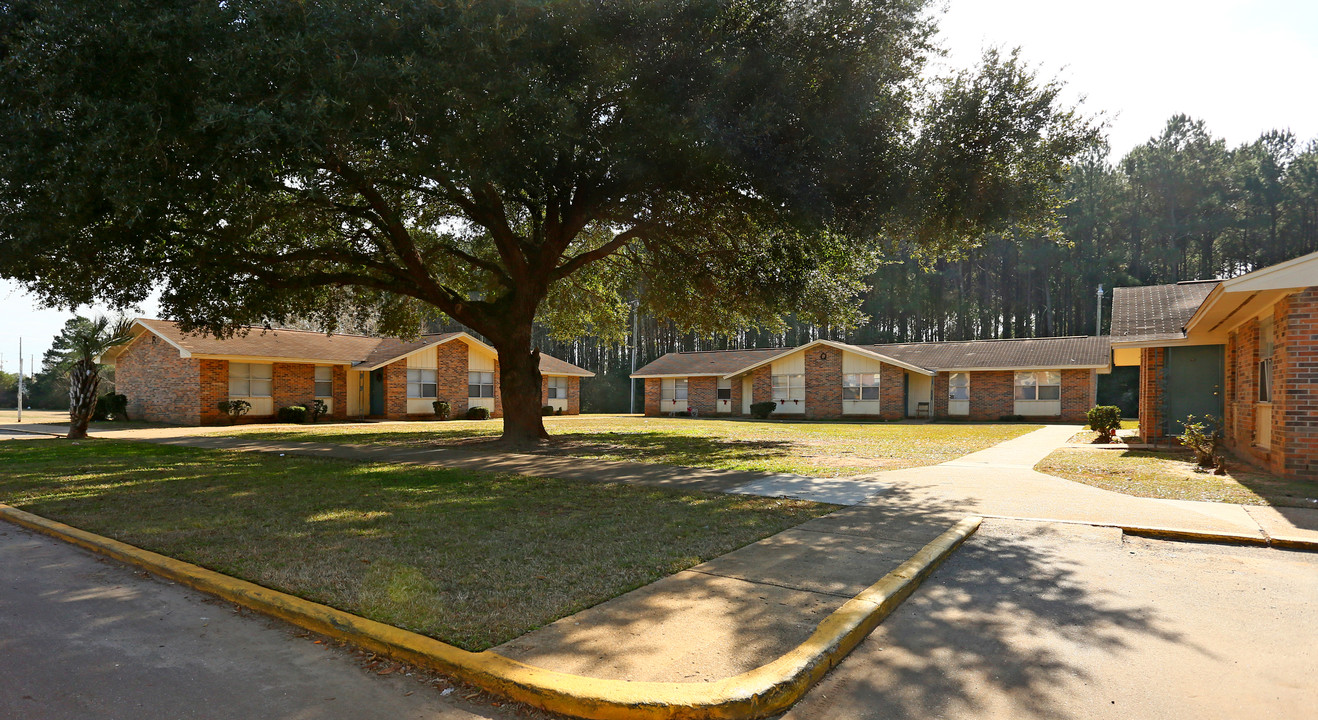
[101,319,591,425]
[632,336,1110,423]
[1111,250,1318,479]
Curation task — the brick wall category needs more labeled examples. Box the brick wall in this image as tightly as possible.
[751,366,772,405]
[805,348,842,419]
[729,376,744,416]
[1139,348,1167,440]
[879,363,905,421]
[199,360,228,425]
[567,376,580,414]
[1059,369,1093,423]
[1278,288,1318,478]
[491,360,503,419]
[384,360,408,419]
[331,365,348,420]
[932,373,949,417]
[1224,320,1261,463]
[688,376,718,416]
[644,378,661,415]
[436,341,469,417]
[965,371,1014,420]
[272,363,316,413]
[114,333,202,425]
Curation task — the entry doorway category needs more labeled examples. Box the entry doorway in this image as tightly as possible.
[370,369,385,416]
[1163,345,1224,436]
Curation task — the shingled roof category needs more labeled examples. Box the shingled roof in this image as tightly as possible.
[632,336,1111,377]
[861,336,1112,371]
[113,320,592,376]
[1110,280,1219,343]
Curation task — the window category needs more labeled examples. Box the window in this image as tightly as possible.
[408,368,437,398]
[1259,318,1274,403]
[948,372,969,401]
[772,373,805,402]
[314,366,333,398]
[1014,371,1061,400]
[546,376,568,400]
[842,373,881,400]
[661,378,688,402]
[716,378,732,401]
[228,363,272,398]
[468,371,495,398]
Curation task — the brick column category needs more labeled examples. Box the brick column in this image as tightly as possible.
[332,365,348,420]
[879,363,904,420]
[568,377,581,414]
[969,371,1013,420]
[384,360,408,419]
[1278,289,1317,478]
[273,362,316,411]
[644,378,661,416]
[1139,348,1166,440]
[751,366,772,405]
[199,359,228,425]
[805,348,842,419]
[1060,369,1092,422]
[436,341,468,417]
[729,375,744,416]
[932,372,949,419]
[688,376,718,415]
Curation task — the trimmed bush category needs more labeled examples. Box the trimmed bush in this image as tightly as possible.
[542,405,556,416]
[217,399,251,425]
[433,400,451,420]
[1086,405,1123,443]
[749,401,777,419]
[467,406,491,420]
[277,405,309,424]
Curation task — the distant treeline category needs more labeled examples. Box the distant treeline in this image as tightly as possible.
[532,115,1318,411]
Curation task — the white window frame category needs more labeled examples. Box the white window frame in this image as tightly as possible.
[1014,371,1061,400]
[772,373,805,402]
[716,378,732,401]
[407,368,438,399]
[842,373,881,401]
[948,372,969,401]
[314,366,334,398]
[228,362,272,398]
[468,371,495,399]
[546,376,569,400]
[661,378,688,402]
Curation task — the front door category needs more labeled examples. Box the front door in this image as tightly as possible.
[1163,345,1224,436]
[369,369,385,416]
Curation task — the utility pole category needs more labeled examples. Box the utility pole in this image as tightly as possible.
[1096,285,1105,336]
[16,338,23,422]
[629,302,639,415]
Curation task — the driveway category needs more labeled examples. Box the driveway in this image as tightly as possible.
[782,519,1318,720]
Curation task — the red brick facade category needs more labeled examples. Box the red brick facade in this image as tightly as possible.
[116,333,202,425]
[435,341,470,417]
[1139,347,1167,440]
[331,365,348,420]
[879,363,905,421]
[273,363,315,412]
[199,360,228,425]
[383,359,409,420]
[644,377,661,415]
[1216,289,1318,478]
[751,366,772,405]
[805,348,842,419]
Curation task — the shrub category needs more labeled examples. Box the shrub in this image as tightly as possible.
[556,408,566,416]
[308,399,328,424]
[749,401,777,419]
[277,405,309,424]
[433,400,451,420]
[998,414,1026,422]
[217,399,251,425]
[467,406,491,420]
[542,405,556,416]
[1178,414,1221,468]
[1087,405,1123,443]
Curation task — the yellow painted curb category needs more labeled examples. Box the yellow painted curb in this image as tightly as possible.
[0,504,979,719]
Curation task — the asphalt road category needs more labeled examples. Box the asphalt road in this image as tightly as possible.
[782,519,1318,720]
[0,524,538,720]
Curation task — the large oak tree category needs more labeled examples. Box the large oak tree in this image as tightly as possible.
[0,0,1095,442]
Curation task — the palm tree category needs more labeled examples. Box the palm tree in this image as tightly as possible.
[57,316,134,439]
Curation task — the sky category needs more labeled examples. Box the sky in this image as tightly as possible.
[3,0,1317,375]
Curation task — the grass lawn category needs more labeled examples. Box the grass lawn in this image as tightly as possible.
[1037,448,1318,508]
[208,415,1044,477]
[0,439,832,650]
[0,408,173,431]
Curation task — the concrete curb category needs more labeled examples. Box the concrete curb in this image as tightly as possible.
[0,504,980,719]
[978,513,1318,552]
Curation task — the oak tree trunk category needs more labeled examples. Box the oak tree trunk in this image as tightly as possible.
[67,360,100,440]
[494,330,549,444]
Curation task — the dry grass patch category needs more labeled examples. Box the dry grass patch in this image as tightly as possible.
[1037,447,1318,508]
[0,439,832,650]
[209,415,1043,477]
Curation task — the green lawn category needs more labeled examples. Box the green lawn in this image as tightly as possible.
[0,439,832,650]
[1037,447,1318,508]
[209,415,1044,477]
